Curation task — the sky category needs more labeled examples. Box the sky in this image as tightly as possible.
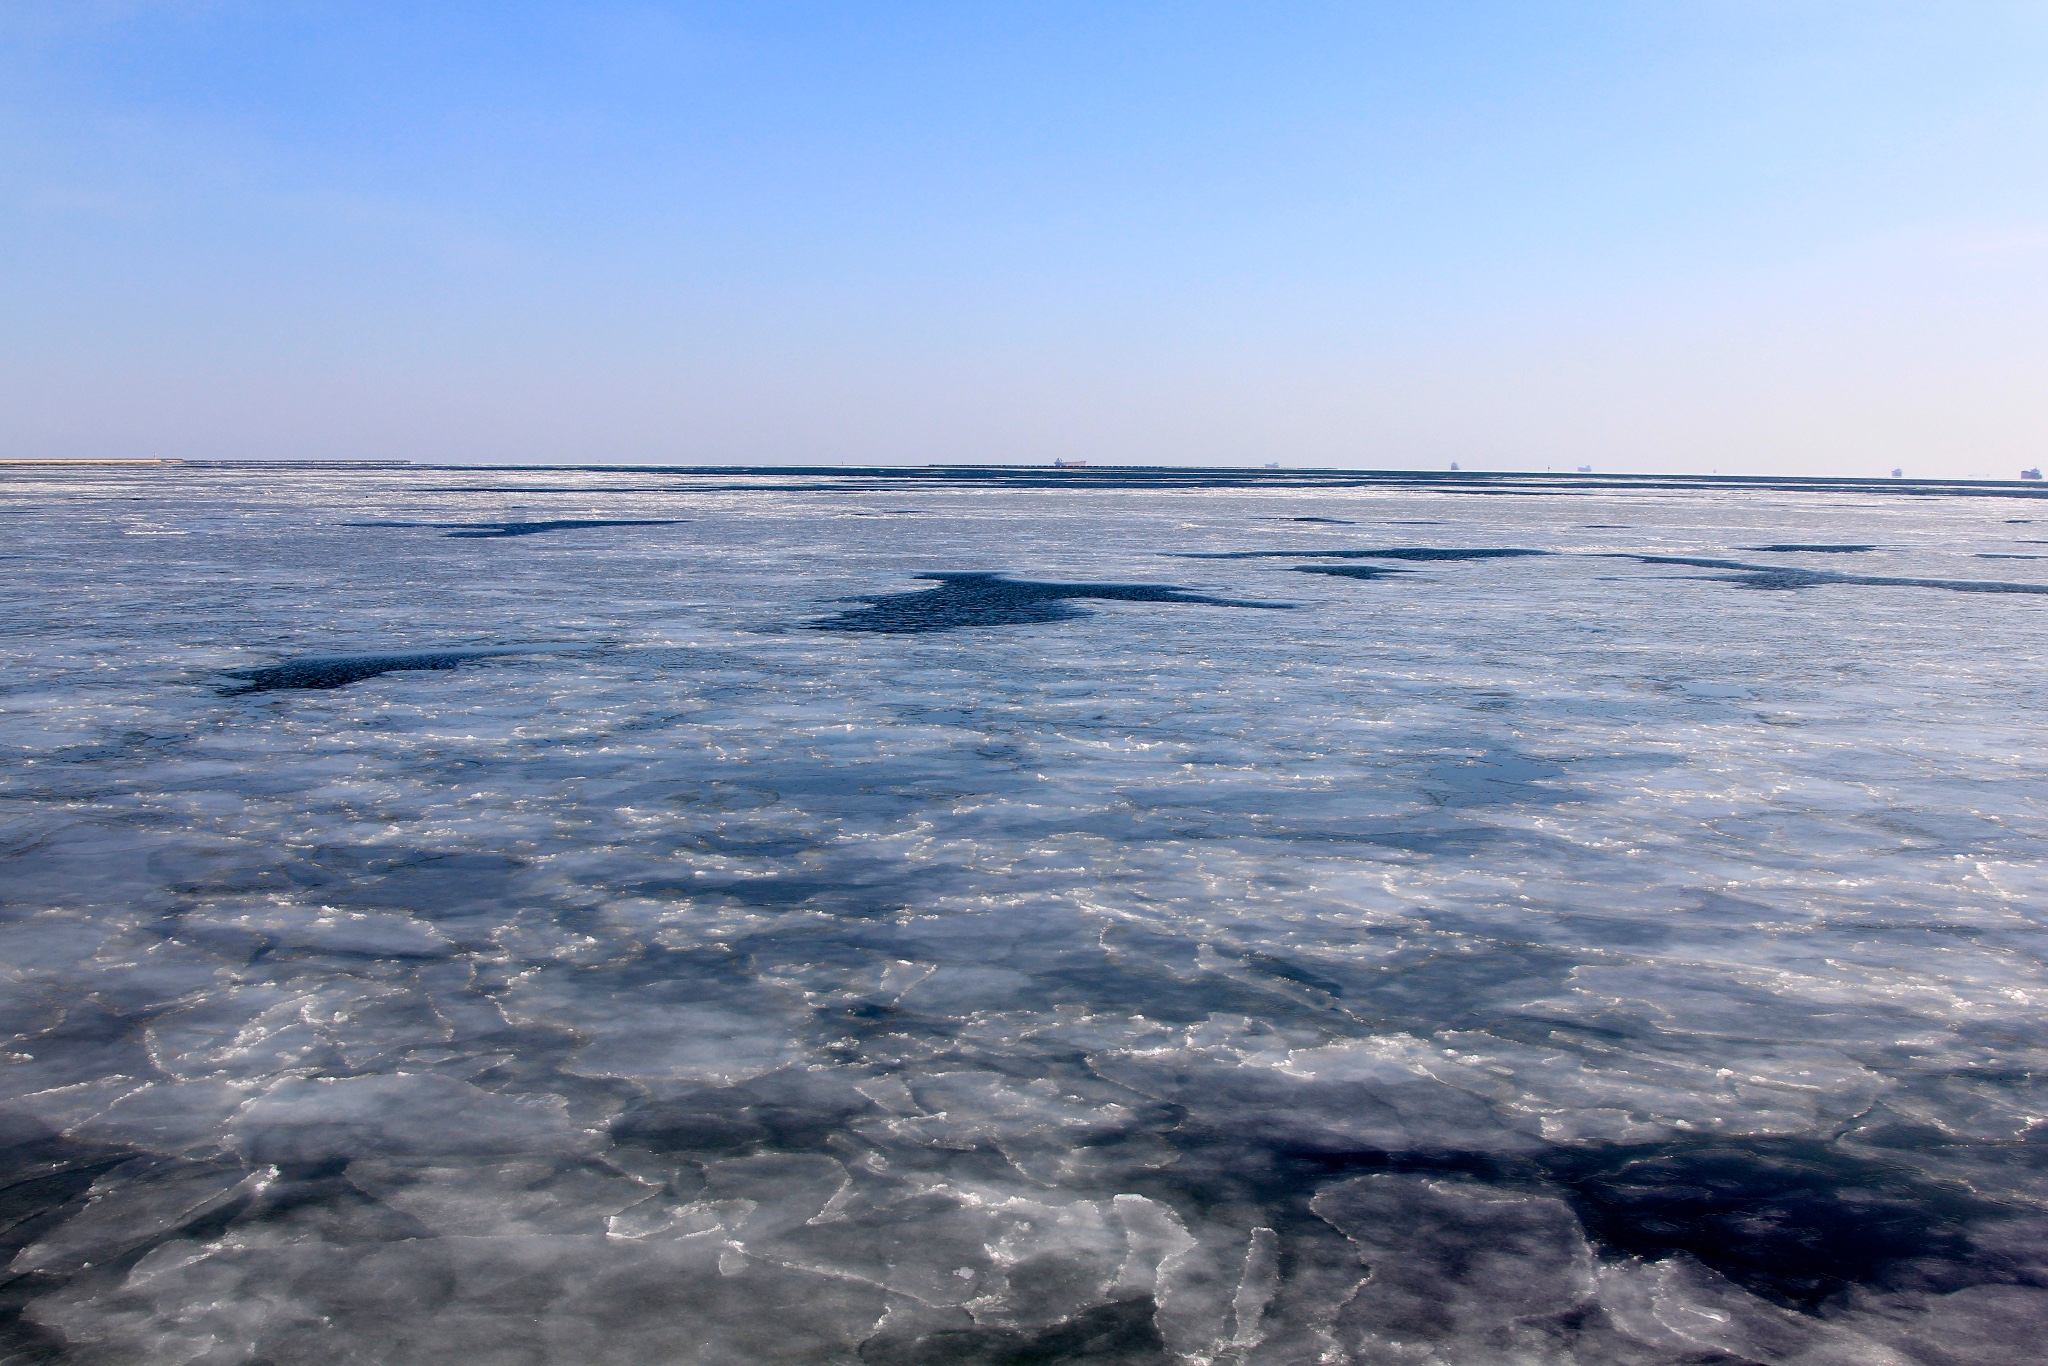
[4,2,2047,476]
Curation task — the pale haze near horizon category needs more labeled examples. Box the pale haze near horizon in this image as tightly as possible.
[4,2,2046,478]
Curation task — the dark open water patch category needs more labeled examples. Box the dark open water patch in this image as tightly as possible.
[1614,555,2048,595]
[806,573,1293,634]
[1291,564,1415,581]
[0,1116,137,1363]
[1259,1135,2006,1314]
[1179,547,1549,562]
[219,646,569,694]
[1260,516,1356,524]
[1550,1138,1993,1309]
[1742,543,1878,553]
[345,519,682,538]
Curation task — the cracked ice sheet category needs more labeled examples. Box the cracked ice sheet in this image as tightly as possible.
[3,468,2048,1363]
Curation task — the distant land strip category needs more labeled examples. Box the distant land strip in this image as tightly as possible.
[431,465,2048,499]
[6,461,2047,499]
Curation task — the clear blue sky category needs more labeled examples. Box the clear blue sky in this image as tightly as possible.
[5,2,2046,475]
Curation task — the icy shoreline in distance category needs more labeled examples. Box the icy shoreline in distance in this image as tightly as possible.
[3,466,2048,1364]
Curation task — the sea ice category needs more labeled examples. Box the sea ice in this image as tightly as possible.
[3,464,2047,1362]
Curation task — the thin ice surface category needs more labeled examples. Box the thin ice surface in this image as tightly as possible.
[3,468,2048,1364]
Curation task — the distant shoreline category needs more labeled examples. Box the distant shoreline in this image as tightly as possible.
[7,459,2047,499]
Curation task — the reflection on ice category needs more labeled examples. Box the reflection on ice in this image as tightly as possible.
[5,466,2048,1363]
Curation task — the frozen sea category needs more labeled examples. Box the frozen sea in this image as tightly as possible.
[5,464,2048,1365]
